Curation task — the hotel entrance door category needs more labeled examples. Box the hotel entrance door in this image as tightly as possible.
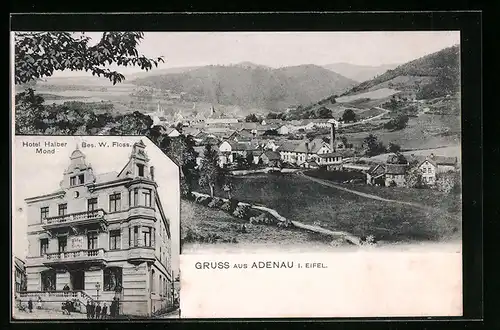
[70,270,85,290]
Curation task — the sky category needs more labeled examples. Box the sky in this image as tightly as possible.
[12,136,180,275]
[46,31,460,78]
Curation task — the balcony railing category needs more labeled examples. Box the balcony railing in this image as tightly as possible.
[44,248,106,263]
[43,209,106,226]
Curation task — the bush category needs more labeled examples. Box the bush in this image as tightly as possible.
[220,201,232,212]
[207,197,224,208]
[228,198,240,213]
[196,195,212,206]
[232,204,251,219]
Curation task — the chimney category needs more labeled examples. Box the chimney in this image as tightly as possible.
[330,122,336,152]
[150,166,155,181]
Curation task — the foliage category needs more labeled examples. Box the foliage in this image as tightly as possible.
[342,109,357,122]
[245,113,262,123]
[436,171,461,194]
[263,129,279,136]
[384,114,409,131]
[198,144,222,197]
[15,32,164,85]
[386,152,407,164]
[363,134,387,157]
[109,111,153,135]
[232,204,251,219]
[405,166,425,188]
[388,142,402,153]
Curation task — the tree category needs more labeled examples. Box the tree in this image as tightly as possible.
[342,109,357,123]
[340,136,348,147]
[199,144,220,197]
[245,113,261,123]
[387,152,408,164]
[363,134,387,157]
[405,166,425,188]
[263,129,278,136]
[15,32,164,85]
[317,106,333,119]
[388,142,402,153]
[109,111,153,135]
[384,114,409,131]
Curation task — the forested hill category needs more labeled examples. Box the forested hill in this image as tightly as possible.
[341,45,461,99]
[131,63,357,111]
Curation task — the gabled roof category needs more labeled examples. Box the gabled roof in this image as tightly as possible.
[277,140,302,152]
[417,155,458,167]
[262,151,281,160]
[95,171,120,184]
[294,139,330,154]
[225,140,251,151]
[385,164,407,175]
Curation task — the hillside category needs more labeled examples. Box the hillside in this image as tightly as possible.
[341,45,460,99]
[131,64,357,111]
[322,63,400,83]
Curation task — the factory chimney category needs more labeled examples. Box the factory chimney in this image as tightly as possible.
[330,122,336,152]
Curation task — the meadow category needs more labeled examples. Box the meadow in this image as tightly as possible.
[181,199,333,246]
[193,173,461,242]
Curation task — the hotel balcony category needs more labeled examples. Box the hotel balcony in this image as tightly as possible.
[42,209,108,233]
[43,248,107,268]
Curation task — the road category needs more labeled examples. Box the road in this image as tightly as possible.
[340,106,390,128]
[13,309,86,320]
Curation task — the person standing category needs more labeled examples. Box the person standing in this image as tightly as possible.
[110,298,116,318]
[27,299,33,313]
[86,300,91,319]
[101,303,108,319]
[90,301,95,319]
[95,302,101,319]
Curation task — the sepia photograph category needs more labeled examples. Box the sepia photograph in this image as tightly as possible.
[11,29,466,319]
[12,136,181,319]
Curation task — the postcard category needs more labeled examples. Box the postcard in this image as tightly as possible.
[12,29,463,319]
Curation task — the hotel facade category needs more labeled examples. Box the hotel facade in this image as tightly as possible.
[21,140,174,316]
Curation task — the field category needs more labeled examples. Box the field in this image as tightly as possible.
[194,173,461,242]
[342,113,461,150]
[336,88,400,103]
[181,199,335,247]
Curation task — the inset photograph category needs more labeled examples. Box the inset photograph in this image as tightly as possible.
[12,136,180,319]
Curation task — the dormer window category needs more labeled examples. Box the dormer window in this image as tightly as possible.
[70,174,85,186]
[137,164,145,177]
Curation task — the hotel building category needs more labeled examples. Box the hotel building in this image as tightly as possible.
[21,140,173,316]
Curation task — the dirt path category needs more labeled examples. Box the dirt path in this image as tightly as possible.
[297,172,437,212]
[341,106,390,128]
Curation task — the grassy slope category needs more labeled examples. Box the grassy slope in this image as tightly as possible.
[194,174,461,241]
[181,199,331,245]
[342,45,460,97]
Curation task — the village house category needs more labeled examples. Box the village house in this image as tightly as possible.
[417,154,458,185]
[218,140,256,166]
[20,141,174,316]
[317,152,344,170]
[14,256,26,293]
[166,128,181,138]
[259,151,282,167]
[366,163,408,187]
[278,138,331,167]
[277,125,290,135]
